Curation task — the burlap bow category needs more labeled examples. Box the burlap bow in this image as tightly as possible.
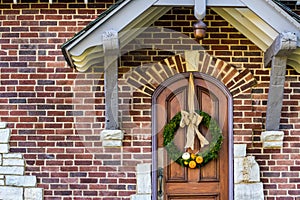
[180,73,209,150]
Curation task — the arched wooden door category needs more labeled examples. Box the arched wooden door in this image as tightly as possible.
[152,72,233,200]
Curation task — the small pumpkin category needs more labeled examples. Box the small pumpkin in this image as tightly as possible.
[189,161,197,169]
[191,153,196,160]
[196,156,203,164]
[182,152,190,160]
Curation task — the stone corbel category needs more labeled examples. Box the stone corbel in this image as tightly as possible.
[101,130,124,147]
[263,32,297,148]
[101,30,124,147]
[261,131,284,149]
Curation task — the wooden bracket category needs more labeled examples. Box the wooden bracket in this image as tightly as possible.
[264,32,297,67]
[265,32,297,131]
[103,30,119,130]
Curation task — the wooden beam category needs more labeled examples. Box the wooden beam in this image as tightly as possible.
[265,32,297,131]
[287,48,300,73]
[240,0,300,47]
[69,0,159,56]
[103,30,119,130]
[265,56,287,131]
[212,7,271,51]
[235,8,278,41]
[264,32,297,67]
[154,0,246,7]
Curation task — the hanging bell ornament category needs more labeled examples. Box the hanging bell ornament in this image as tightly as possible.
[193,20,207,40]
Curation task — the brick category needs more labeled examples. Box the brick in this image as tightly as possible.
[0,3,298,200]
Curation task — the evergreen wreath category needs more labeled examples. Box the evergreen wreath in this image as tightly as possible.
[163,110,223,168]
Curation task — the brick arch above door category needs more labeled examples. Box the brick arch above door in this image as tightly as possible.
[126,51,257,97]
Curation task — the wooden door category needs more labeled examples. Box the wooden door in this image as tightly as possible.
[154,73,230,200]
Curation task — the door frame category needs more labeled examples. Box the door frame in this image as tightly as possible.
[151,72,234,200]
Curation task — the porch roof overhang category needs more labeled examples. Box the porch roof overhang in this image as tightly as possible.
[61,0,300,72]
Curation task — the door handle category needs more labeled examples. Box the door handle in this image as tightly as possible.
[158,167,164,197]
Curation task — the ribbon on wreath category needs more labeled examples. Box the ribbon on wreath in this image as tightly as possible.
[180,73,209,150]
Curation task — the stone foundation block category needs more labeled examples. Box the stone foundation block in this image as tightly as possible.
[0,166,24,175]
[3,158,25,166]
[130,194,151,200]
[3,153,23,159]
[0,175,4,185]
[234,144,247,158]
[234,182,264,200]
[136,163,151,194]
[0,128,10,143]
[0,144,9,153]
[234,156,260,184]
[24,188,43,200]
[261,131,284,149]
[0,122,7,129]
[0,186,23,200]
[6,175,37,187]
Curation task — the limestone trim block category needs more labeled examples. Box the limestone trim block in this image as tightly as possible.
[234,144,247,158]
[3,153,23,159]
[0,166,24,175]
[24,188,44,200]
[0,144,9,154]
[261,131,284,149]
[234,143,264,200]
[131,163,152,200]
[0,122,44,200]
[234,182,264,200]
[100,129,124,147]
[0,175,4,186]
[0,186,23,200]
[234,156,260,184]
[0,122,7,129]
[130,194,151,200]
[3,158,25,166]
[102,140,123,147]
[101,129,124,140]
[0,128,11,144]
[136,163,152,194]
[0,123,10,154]
[6,175,37,187]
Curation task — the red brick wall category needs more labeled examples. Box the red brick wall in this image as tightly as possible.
[0,1,300,199]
